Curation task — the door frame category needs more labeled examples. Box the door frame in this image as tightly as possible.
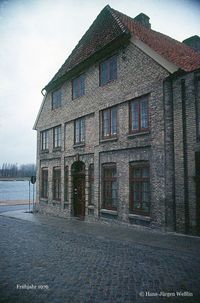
[71,161,86,219]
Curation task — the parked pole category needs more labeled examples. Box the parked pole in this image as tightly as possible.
[30,176,36,212]
[33,183,35,209]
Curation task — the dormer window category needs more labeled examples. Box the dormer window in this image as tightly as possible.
[52,88,61,109]
[99,55,117,86]
[72,74,85,99]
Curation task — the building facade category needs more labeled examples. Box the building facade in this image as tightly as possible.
[34,6,200,234]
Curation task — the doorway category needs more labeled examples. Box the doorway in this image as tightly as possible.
[71,161,85,219]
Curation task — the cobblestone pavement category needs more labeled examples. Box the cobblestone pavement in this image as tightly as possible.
[0,214,200,303]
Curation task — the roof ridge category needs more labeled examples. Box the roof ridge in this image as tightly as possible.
[111,7,200,72]
[45,5,128,90]
[107,5,129,34]
[152,29,200,55]
[44,5,200,91]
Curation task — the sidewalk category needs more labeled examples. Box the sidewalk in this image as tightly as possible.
[1,209,200,255]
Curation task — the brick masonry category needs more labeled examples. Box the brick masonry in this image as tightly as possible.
[34,39,200,234]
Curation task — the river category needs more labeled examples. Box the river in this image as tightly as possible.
[0,181,36,201]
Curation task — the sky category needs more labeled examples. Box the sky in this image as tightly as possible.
[0,0,200,166]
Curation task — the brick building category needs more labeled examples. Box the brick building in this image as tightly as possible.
[33,5,200,234]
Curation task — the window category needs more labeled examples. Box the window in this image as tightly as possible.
[64,166,68,201]
[99,55,117,86]
[52,88,61,109]
[72,74,85,99]
[102,164,117,210]
[102,106,117,139]
[74,117,85,144]
[41,168,48,199]
[89,164,94,205]
[129,95,149,133]
[41,130,48,151]
[53,126,61,148]
[130,163,150,216]
[53,167,61,201]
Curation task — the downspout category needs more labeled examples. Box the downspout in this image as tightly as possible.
[163,77,176,231]
[181,79,190,233]
[169,78,177,231]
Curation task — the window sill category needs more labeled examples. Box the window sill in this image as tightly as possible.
[129,213,150,221]
[72,94,85,100]
[52,106,62,111]
[53,147,61,152]
[73,143,85,148]
[63,202,69,209]
[100,78,117,87]
[52,200,61,205]
[100,137,118,143]
[127,131,150,139]
[100,209,118,216]
[40,198,48,203]
[40,149,49,154]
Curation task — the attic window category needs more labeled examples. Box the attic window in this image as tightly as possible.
[99,55,117,86]
[72,74,85,99]
[52,88,61,109]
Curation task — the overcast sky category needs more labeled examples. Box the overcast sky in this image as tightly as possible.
[0,0,200,166]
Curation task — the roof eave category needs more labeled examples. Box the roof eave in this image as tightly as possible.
[33,93,47,130]
[130,35,179,74]
[44,31,131,93]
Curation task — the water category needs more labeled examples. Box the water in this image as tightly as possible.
[0,181,36,201]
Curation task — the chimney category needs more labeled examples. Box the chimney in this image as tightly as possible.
[182,35,200,52]
[134,13,151,29]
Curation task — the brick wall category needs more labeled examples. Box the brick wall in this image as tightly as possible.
[35,41,177,230]
[171,72,197,233]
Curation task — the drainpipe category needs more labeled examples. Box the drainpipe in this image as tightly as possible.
[181,79,190,233]
[163,77,176,231]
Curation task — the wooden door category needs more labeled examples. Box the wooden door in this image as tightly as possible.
[72,161,85,219]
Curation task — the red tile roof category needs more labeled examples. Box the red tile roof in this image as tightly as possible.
[111,7,200,72]
[45,5,200,90]
[47,6,126,88]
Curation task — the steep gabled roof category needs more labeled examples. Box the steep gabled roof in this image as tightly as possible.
[112,8,200,73]
[45,5,128,90]
[44,5,200,91]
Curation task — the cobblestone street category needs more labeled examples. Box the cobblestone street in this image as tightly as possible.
[0,211,200,303]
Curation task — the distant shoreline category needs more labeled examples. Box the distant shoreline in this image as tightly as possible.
[0,178,31,181]
[0,200,30,205]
